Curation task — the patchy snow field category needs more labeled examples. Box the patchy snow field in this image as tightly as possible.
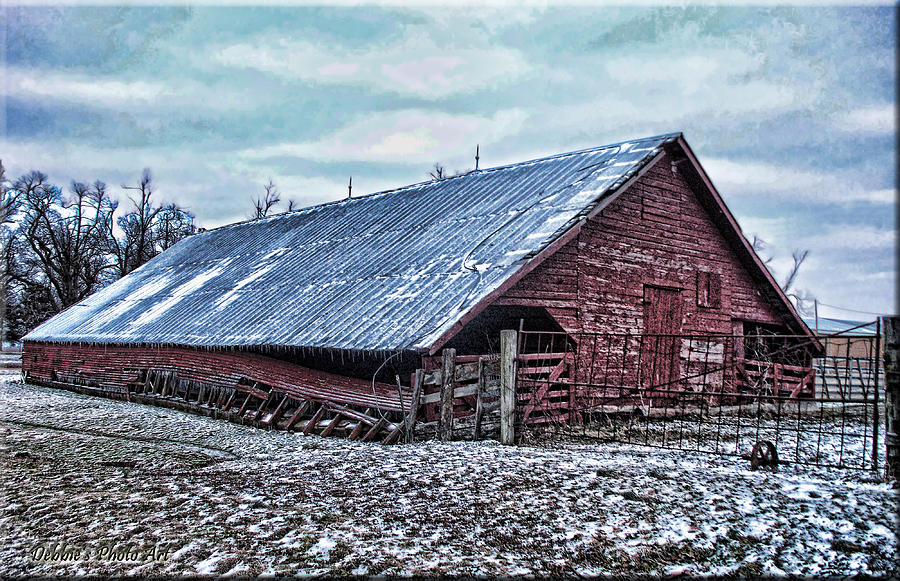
[1,375,897,577]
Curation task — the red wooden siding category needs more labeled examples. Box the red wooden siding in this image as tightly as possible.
[493,242,580,330]
[22,342,407,412]
[497,152,786,336]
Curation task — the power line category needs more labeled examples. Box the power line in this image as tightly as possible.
[814,301,889,317]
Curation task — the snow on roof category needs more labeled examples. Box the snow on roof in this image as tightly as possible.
[24,133,681,351]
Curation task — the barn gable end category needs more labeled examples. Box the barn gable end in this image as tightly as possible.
[491,150,787,337]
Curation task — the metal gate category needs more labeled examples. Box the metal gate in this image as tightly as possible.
[515,322,883,470]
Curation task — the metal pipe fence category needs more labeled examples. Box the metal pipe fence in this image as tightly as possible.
[515,324,883,470]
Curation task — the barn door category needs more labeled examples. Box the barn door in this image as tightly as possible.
[642,285,684,389]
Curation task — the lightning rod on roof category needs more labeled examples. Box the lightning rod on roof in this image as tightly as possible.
[475,144,480,170]
[348,176,352,198]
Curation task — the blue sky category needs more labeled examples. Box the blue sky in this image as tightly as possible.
[1,4,895,317]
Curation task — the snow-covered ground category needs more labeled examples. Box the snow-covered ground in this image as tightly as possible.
[1,375,897,577]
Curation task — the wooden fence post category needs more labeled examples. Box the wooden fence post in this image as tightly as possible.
[883,316,900,479]
[405,369,424,443]
[500,329,517,445]
[474,358,485,441]
[438,348,456,441]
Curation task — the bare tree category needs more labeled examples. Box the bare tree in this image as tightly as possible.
[781,249,809,296]
[106,170,197,276]
[4,167,197,337]
[429,162,475,180]
[12,172,116,312]
[750,235,773,265]
[116,169,160,275]
[154,203,196,252]
[0,161,21,346]
[253,179,280,218]
[750,233,814,313]
[0,161,20,225]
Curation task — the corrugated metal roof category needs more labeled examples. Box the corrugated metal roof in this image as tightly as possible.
[802,317,879,336]
[25,133,681,351]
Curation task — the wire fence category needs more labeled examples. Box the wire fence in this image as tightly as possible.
[515,324,883,470]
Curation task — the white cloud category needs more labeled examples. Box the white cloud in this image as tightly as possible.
[799,256,896,317]
[703,158,895,205]
[841,270,895,283]
[2,138,190,178]
[798,224,896,251]
[517,77,806,149]
[2,66,262,113]
[605,50,763,88]
[241,108,528,164]
[213,30,528,99]
[734,216,793,246]
[593,31,814,114]
[1,138,254,224]
[4,67,174,108]
[834,104,895,135]
[6,0,894,5]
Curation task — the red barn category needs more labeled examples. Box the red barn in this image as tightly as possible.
[22,133,816,440]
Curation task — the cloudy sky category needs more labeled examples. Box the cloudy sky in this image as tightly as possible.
[2,3,895,318]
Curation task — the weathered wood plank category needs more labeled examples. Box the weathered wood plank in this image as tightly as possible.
[237,393,253,416]
[438,348,456,441]
[302,405,326,435]
[323,402,380,427]
[517,352,571,362]
[320,413,343,437]
[23,342,409,412]
[421,383,480,405]
[425,361,486,386]
[285,400,310,430]
[222,389,237,411]
[381,425,402,445]
[500,330,517,445]
[253,391,272,421]
[474,358,485,440]
[348,421,366,441]
[405,368,424,443]
[362,418,388,442]
[266,394,288,426]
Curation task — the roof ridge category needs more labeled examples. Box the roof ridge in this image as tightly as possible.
[201,132,683,235]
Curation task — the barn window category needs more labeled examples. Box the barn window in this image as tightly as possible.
[696,271,722,308]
